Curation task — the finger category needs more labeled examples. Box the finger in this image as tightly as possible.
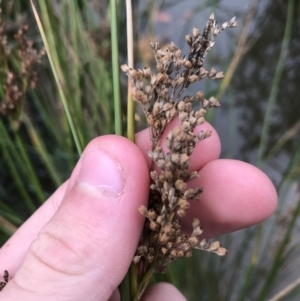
[0,181,68,276]
[182,159,277,238]
[0,120,220,275]
[136,120,221,170]
[108,289,120,301]
[1,135,149,301]
[142,282,187,301]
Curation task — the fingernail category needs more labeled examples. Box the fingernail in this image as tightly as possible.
[78,147,125,197]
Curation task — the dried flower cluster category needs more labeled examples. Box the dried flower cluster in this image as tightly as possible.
[0,270,8,291]
[121,13,236,297]
[0,8,45,119]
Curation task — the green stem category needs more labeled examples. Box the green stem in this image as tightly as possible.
[250,8,295,296]
[30,0,83,155]
[133,256,165,301]
[133,265,156,301]
[257,195,300,301]
[0,121,36,213]
[257,0,293,167]
[22,114,62,187]
[13,130,45,203]
[129,263,138,300]
[119,272,130,301]
[110,0,122,136]
[126,0,135,142]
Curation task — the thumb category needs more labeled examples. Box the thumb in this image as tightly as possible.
[2,135,149,301]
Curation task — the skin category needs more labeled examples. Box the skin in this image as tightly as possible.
[0,121,277,301]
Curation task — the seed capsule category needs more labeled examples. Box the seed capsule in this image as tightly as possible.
[185,34,193,46]
[184,60,193,69]
[120,64,129,73]
[192,27,200,38]
[143,67,151,78]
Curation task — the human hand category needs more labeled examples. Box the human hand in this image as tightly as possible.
[0,121,277,301]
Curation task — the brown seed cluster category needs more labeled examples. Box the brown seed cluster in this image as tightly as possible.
[121,13,236,286]
[0,8,45,119]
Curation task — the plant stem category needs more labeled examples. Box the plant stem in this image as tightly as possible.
[110,0,123,136]
[22,114,62,187]
[257,196,300,300]
[30,0,83,155]
[133,264,156,301]
[0,121,36,213]
[268,277,300,301]
[129,263,138,300]
[133,256,166,301]
[126,0,135,142]
[125,0,137,298]
[257,0,293,167]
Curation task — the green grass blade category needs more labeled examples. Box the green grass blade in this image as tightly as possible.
[110,0,122,136]
[0,209,23,226]
[13,132,45,204]
[30,0,83,155]
[268,277,300,301]
[257,196,300,300]
[0,121,36,213]
[257,0,293,167]
[22,114,62,187]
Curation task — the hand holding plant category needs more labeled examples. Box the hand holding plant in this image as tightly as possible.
[0,8,278,300]
[0,125,276,300]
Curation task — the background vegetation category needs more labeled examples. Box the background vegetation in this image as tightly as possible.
[0,1,299,300]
